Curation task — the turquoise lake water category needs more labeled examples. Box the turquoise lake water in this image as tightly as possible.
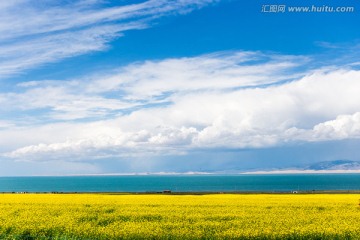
[0,174,360,192]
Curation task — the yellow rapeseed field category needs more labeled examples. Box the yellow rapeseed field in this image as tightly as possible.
[0,193,360,239]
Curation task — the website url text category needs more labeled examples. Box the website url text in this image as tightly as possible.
[261,5,355,13]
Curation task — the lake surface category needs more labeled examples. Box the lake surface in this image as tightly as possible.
[1,174,360,192]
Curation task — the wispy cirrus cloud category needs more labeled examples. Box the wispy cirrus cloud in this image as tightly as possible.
[0,25,132,76]
[0,0,217,78]
[85,51,308,98]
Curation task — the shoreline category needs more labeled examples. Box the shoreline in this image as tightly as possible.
[2,170,360,177]
[2,190,360,195]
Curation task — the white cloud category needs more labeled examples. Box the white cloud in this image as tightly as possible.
[0,0,216,77]
[2,51,360,161]
[1,84,136,120]
[0,24,142,76]
[85,51,307,98]
[0,51,305,121]
[0,121,14,129]
[0,0,215,41]
[311,112,360,140]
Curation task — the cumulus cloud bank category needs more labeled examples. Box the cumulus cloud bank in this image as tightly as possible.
[2,50,360,161]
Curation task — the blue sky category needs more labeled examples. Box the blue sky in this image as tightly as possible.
[1,0,360,175]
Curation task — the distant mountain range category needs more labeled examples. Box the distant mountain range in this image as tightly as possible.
[113,160,360,175]
[239,160,360,174]
[305,160,360,171]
